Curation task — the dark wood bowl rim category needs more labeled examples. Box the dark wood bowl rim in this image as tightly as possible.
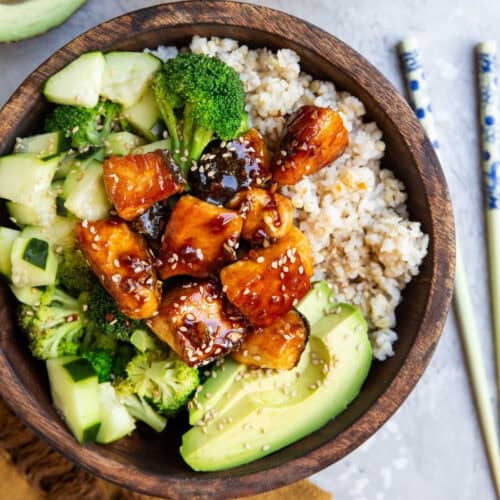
[0,1,455,498]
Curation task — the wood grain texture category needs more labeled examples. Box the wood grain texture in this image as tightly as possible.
[0,1,456,499]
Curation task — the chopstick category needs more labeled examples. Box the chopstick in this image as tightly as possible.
[398,37,500,497]
[476,41,500,403]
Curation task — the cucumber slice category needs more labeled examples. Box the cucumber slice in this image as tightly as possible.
[9,284,43,306]
[101,52,161,107]
[64,161,111,221]
[0,227,20,278]
[96,383,136,444]
[55,152,78,180]
[11,235,58,287]
[0,153,59,207]
[132,139,170,155]
[6,193,56,228]
[14,132,64,159]
[22,218,77,251]
[47,356,101,444]
[44,52,105,108]
[51,180,69,216]
[123,86,162,141]
[104,132,145,157]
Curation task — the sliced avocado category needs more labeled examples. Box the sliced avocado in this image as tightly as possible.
[0,0,86,43]
[181,303,372,471]
[296,281,336,326]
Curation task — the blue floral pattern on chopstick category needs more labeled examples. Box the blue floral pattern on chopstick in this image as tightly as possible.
[477,42,500,209]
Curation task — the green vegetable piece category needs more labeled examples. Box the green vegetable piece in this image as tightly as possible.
[152,53,245,173]
[64,358,97,382]
[130,329,157,352]
[0,227,20,277]
[14,131,64,159]
[126,351,199,416]
[56,197,68,217]
[81,350,113,383]
[0,0,86,43]
[86,283,144,342]
[22,238,49,270]
[82,422,101,443]
[18,286,85,360]
[43,52,105,108]
[45,100,123,152]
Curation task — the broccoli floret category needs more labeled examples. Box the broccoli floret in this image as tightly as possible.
[81,323,118,353]
[57,248,97,296]
[45,100,123,152]
[126,350,199,416]
[19,286,85,360]
[114,380,167,432]
[80,322,133,379]
[152,53,245,173]
[85,283,144,342]
[111,343,135,378]
[81,350,113,383]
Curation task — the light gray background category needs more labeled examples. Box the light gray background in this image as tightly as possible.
[0,1,497,499]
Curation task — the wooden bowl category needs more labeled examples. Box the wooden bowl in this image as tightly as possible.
[0,2,455,498]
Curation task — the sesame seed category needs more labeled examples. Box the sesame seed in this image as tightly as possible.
[262,444,270,451]
[256,256,265,263]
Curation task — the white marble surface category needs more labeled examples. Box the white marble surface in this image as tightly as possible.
[0,1,497,499]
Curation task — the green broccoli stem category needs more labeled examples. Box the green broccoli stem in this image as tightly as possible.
[157,100,180,154]
[190,127,214,162]
[122,394,167,432]
[176,126,214,176]
[181,103,195,156]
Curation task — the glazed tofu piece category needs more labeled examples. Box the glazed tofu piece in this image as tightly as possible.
[189,128,272,205]
[76,218,161,319]
[232,310,309,370]
[103,150,185,221]
[285,226,314,278]
[157,195,243,280]
[148,280,248,366]
[272,105,348,185]
[227,187,294,243]
[220,231,312,327]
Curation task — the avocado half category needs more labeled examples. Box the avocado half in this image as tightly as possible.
[0,0,87,43]
[181,284,373,471]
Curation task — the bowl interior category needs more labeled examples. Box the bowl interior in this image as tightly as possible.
[0,5,452,498]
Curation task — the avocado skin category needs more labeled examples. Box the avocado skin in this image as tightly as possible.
[0,0,86,43]
[180,291,373,471]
